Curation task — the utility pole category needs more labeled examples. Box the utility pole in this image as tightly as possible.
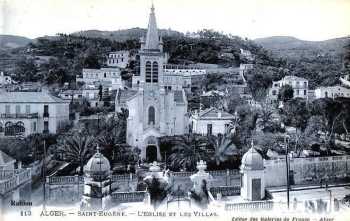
[43,139,47,211]
[285,135,290,210]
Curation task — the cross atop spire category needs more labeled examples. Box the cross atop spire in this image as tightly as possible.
[151,2,155,13]
[145,3,160,50]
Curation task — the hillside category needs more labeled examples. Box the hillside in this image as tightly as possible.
[250,36,350,90]
[0,35,32,49]
[254,36,349,60]
[72,28,184,41]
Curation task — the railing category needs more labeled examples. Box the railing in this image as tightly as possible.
[47,175,83,185]
[16,169,31,183]
[0,170,15,180]
[170,170,239,177]
[225,200,274,211]
[210,186,241,197]
[209,170,240,177]
[110,191,147,203]
[47,173,136,185]
[111,173,136,182]
[0,168,31,195]
[170,171,195,177]
[0,113,39,119]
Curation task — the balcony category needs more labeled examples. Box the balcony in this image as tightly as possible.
[0,113,39,119]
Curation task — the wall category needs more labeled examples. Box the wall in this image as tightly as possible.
[264,155,350,187]
[193,118,231,135]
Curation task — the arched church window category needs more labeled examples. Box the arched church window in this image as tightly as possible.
[148,106,155,125]
[146,61,152,83]
[152,61,158,83]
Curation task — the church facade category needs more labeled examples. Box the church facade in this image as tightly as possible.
[115,5,188,162]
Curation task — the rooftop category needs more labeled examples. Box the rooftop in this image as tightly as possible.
[0,92,69,103]
[282,75,308,82]
[197,107,235,120]
[0,150,15,165]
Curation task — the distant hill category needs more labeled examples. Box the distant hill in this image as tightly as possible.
[0,35,32,49]
[254,36,349,59]
[72,27,184,41]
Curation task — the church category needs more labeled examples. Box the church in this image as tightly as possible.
[115,5,189,162]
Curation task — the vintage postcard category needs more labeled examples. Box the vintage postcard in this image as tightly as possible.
[0,0,350,221]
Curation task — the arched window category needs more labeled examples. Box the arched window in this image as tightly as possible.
[4,121,25,136]
[152,61,158,83]
[146,61,152,83]
[148,106,155,125]
[0,122,3,133]
[5,122,13,136]
[16,121,25,133]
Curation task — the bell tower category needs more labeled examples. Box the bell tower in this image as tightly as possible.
[139,4,165,89]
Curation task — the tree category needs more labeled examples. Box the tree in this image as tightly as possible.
[96,113,127,162]
[166,134,209,171]
[282,98,309,130]
[310,98,343,150]
[278,85,294,102]
[281,98,310,153]
[13,57,38,82]
[56,132,95,175]
[257,102,274,131]
[98,85,103,101]
[208,134,238,166]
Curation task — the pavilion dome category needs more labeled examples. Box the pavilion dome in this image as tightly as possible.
[84,146,111,179]
[241,142,264,171]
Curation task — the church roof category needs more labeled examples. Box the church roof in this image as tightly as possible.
[144,4,160,50]
[116,89,138,103]
[0,150,15,165]
[197,107,235,120]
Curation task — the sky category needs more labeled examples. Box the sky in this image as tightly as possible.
[1,0,350,41]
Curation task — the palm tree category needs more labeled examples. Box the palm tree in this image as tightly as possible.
[96,112,128,162]
[167,134,209,171]
[56,132,95,175]
[258,102,274,131]
[209,133,238,166]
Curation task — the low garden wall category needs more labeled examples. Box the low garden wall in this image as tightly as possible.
[264,155,350,187]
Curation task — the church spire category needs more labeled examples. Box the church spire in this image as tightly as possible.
[145,3,160,50]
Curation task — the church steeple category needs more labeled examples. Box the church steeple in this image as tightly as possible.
[145,4,160,50]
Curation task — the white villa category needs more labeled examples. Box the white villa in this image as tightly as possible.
[163,64,206,89]
[76,67,123,90]
[314,85,350,99]
[107,50,130,68]
[0,92,70,137]
[269,75,309,102]
[191,108,235,136]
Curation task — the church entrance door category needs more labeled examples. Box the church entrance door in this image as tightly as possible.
[146,145,158,163]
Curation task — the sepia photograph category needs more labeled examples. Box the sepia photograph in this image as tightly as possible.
[0,0,350,220]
